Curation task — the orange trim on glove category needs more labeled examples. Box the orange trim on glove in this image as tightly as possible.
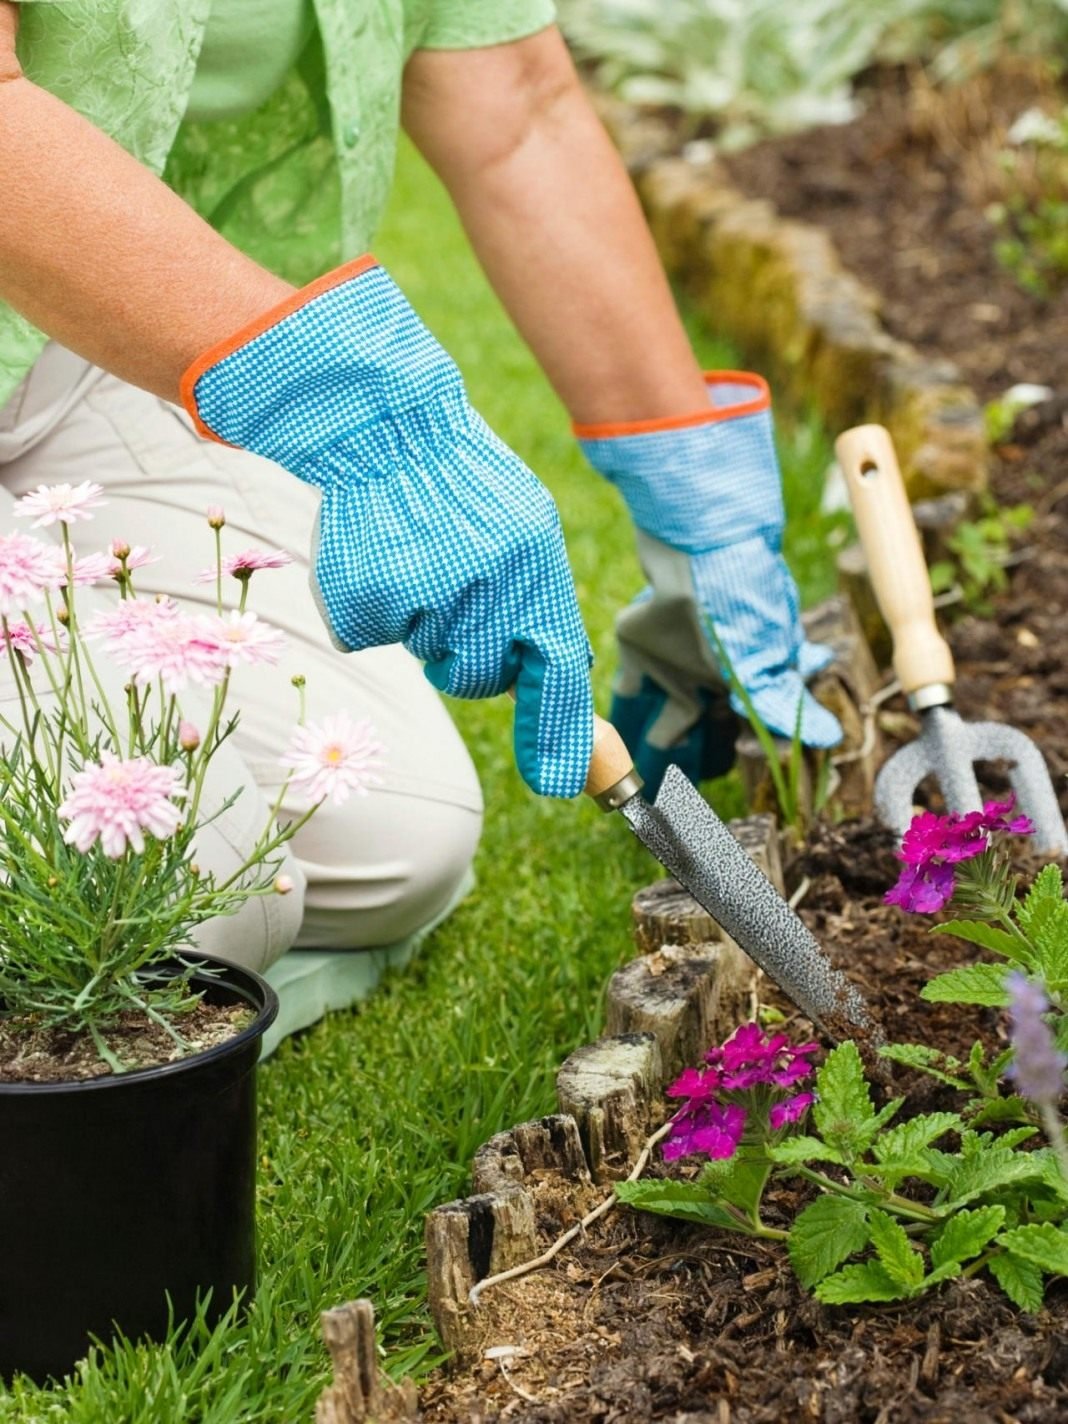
[180,254,381,443]
[572,370,771,441]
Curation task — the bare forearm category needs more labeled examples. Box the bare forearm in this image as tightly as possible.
[0,36,291,401]
[403,29,708,425]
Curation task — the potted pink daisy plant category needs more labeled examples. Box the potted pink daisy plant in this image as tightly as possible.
[0,481,382,1382]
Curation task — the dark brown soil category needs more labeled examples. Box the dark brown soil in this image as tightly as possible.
[420,821,1068,1423]
[723,63,1068,404]
[0,998,252,1082]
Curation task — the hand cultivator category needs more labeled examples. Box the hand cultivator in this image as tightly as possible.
[838,425,1068,856]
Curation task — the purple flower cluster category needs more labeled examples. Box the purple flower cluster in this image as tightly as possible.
[663,1023,819,1162]
[1006,972,1067,1108]
[884,798,1034,914]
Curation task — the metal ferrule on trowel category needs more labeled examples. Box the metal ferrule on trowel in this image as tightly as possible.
[837,425,1067,856]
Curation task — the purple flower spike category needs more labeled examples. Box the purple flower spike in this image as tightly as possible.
[769,1092,815,1130]
[1006,973,1067,1108]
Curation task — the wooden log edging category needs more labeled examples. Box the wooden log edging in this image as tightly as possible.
[592,93,987,501]
[424,820,772,1358]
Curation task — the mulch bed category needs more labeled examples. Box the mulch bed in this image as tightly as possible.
[421,823,1068,1424]
[419,68,1068,1423]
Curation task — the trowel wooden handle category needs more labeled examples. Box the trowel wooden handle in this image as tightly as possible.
[836,424,955,697]
[585,712,640,804]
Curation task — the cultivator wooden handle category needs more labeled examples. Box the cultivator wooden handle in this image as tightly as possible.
[836,424,955,707]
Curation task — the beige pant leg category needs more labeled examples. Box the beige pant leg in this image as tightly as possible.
[0,346,483,967]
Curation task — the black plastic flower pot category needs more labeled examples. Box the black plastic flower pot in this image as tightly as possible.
[0,952,278,1383]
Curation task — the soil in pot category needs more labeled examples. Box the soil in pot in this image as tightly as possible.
[419,822,1068,1424]
[0,953,277,1384]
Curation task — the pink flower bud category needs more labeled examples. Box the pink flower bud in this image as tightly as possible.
[274,874,295,895]
[110,538,131,560]
[207,505,226,529]
[178,720,201,752]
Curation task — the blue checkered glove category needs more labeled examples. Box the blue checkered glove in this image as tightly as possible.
[182,258,594,798]
[577,373,841,793]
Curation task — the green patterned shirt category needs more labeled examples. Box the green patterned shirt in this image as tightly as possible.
[2,0,556,407]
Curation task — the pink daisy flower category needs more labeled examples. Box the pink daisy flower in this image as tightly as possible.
[13,481,105,528]
[196,610,286,669]
[1,618,63,665]
[280,712,384,806]
[0,531,67,614]
[89,601,227,695]
[59,753,184,858]
[195,547,293,583]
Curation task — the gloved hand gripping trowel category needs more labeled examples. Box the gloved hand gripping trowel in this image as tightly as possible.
[837,425,1067,856]
[576,710,871,1040]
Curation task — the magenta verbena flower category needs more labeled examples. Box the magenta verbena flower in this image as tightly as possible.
[769,1091,816,1130]
[0,531,67,614]
[280,712,385,807]
[59,754,185,859]
[663,1102,746,1162]
[13,480,104,528]
[663,1024,820,1162]
[885,797,1035,915]
[195,547,293,582]
[1006,972,1067,1108]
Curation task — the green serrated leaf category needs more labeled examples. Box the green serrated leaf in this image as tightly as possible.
[1018,863,1065,940]
[933,919,1033,965]
[988,1252,1046,1311]
[814,1261,908,1305]
[1034,904,1068,987]
[944,1149,1048,1208]
[874,1113,963,1164]
[931,1206,1006,1268]
[868,1209,924,1287]
[921,964,1012,1007]
[766,1135,845,1165]
[966,1095,1032,1127]
[615,1179,752,1233]
[813,1042,873,1159]
[788,1196,869,1288]
[998,1222,1068,1276]
[873,1157,951,1188]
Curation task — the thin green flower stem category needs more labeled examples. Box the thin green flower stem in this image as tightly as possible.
[206,801,319,898]
[186,672,232,826]
[791,1165,940,1224]
[238,574,250,613]
[2,616,42,757]
[60,527,91,740]
[214,527,223,613]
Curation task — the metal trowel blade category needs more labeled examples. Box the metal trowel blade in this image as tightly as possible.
[621,765,871,1038]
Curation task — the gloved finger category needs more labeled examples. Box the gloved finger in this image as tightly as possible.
[422,641,518,701]
[798,639,835,681]
[513,642,594,798]
[730,673,843,749]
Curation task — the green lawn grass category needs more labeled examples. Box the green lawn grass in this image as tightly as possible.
[0,141,846,1422]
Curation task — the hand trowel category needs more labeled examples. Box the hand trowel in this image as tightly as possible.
[577,711,872,1039]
